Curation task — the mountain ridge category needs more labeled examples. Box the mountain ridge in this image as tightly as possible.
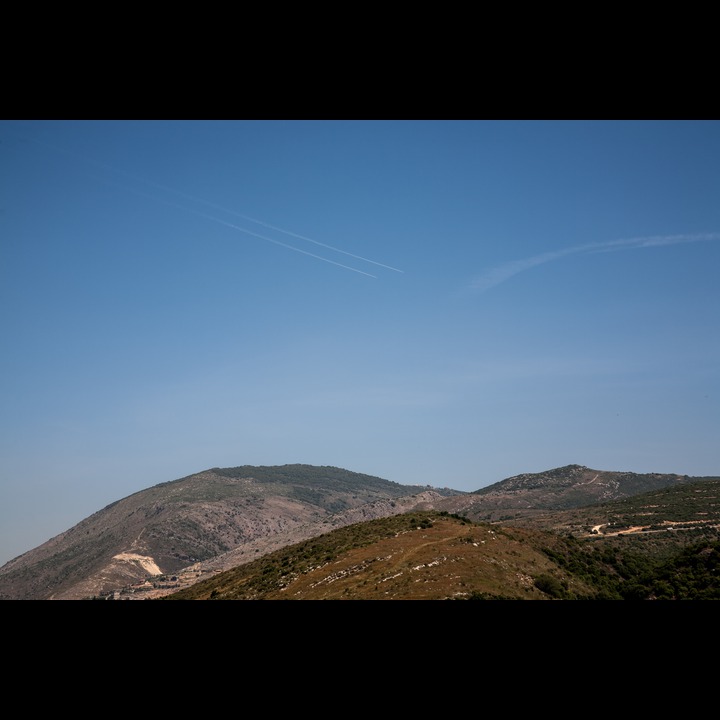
[1,462,717,600]
[0,464,459,600]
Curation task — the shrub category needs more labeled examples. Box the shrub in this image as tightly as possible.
[534,574,568,599]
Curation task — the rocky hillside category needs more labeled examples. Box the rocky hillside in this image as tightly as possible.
[2,462,718,601]
[138,475,720,601]
[161,506,720,601]
[0,464,459,600]
[433,464,717,522]
[163,512,602,600]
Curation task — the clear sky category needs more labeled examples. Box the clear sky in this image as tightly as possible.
[1,119,719,567]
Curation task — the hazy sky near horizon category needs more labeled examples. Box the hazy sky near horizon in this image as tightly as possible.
[1,119,719,566]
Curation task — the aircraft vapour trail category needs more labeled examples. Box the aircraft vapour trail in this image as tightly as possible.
[119,176,405,273]
[196,208,405,274]
[17,133,402,275]
[470,233,720,292]
[101,178,379,278]
[189,210,379,278]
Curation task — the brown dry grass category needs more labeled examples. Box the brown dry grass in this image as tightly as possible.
[165,515,590,600]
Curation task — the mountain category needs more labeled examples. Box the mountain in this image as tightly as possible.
[2,462,718,600]
[430,464,717,523]
[160,498,720,600]
[162,511,603,600]
[162,478,720,601]
[0,464,459,600]
[496,475,720,554]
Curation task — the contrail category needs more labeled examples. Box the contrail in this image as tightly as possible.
[98,177,379,278]
[126,178,405,274]
[14,132,403,276]
[470,233,720,293]
[185,209,380,278]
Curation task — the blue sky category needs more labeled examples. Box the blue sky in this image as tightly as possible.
[1,119,719,566]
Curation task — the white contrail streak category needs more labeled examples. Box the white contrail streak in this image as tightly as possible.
[104,179,379,278]
[19,133,402,276]
[188,210,379,278]
[470,233,720,292]
[127,180,405,274]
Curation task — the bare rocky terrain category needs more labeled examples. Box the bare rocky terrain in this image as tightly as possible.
[164,513,594,601]
[1,462,717,600]
[107,490,448,600]
[0,464,457,600]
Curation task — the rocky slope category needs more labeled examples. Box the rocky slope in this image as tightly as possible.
[0,464,458,600]
[432,464,714,522]
[2,462,717,600]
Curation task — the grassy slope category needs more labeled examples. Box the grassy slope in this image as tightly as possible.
[161,479,720,601]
